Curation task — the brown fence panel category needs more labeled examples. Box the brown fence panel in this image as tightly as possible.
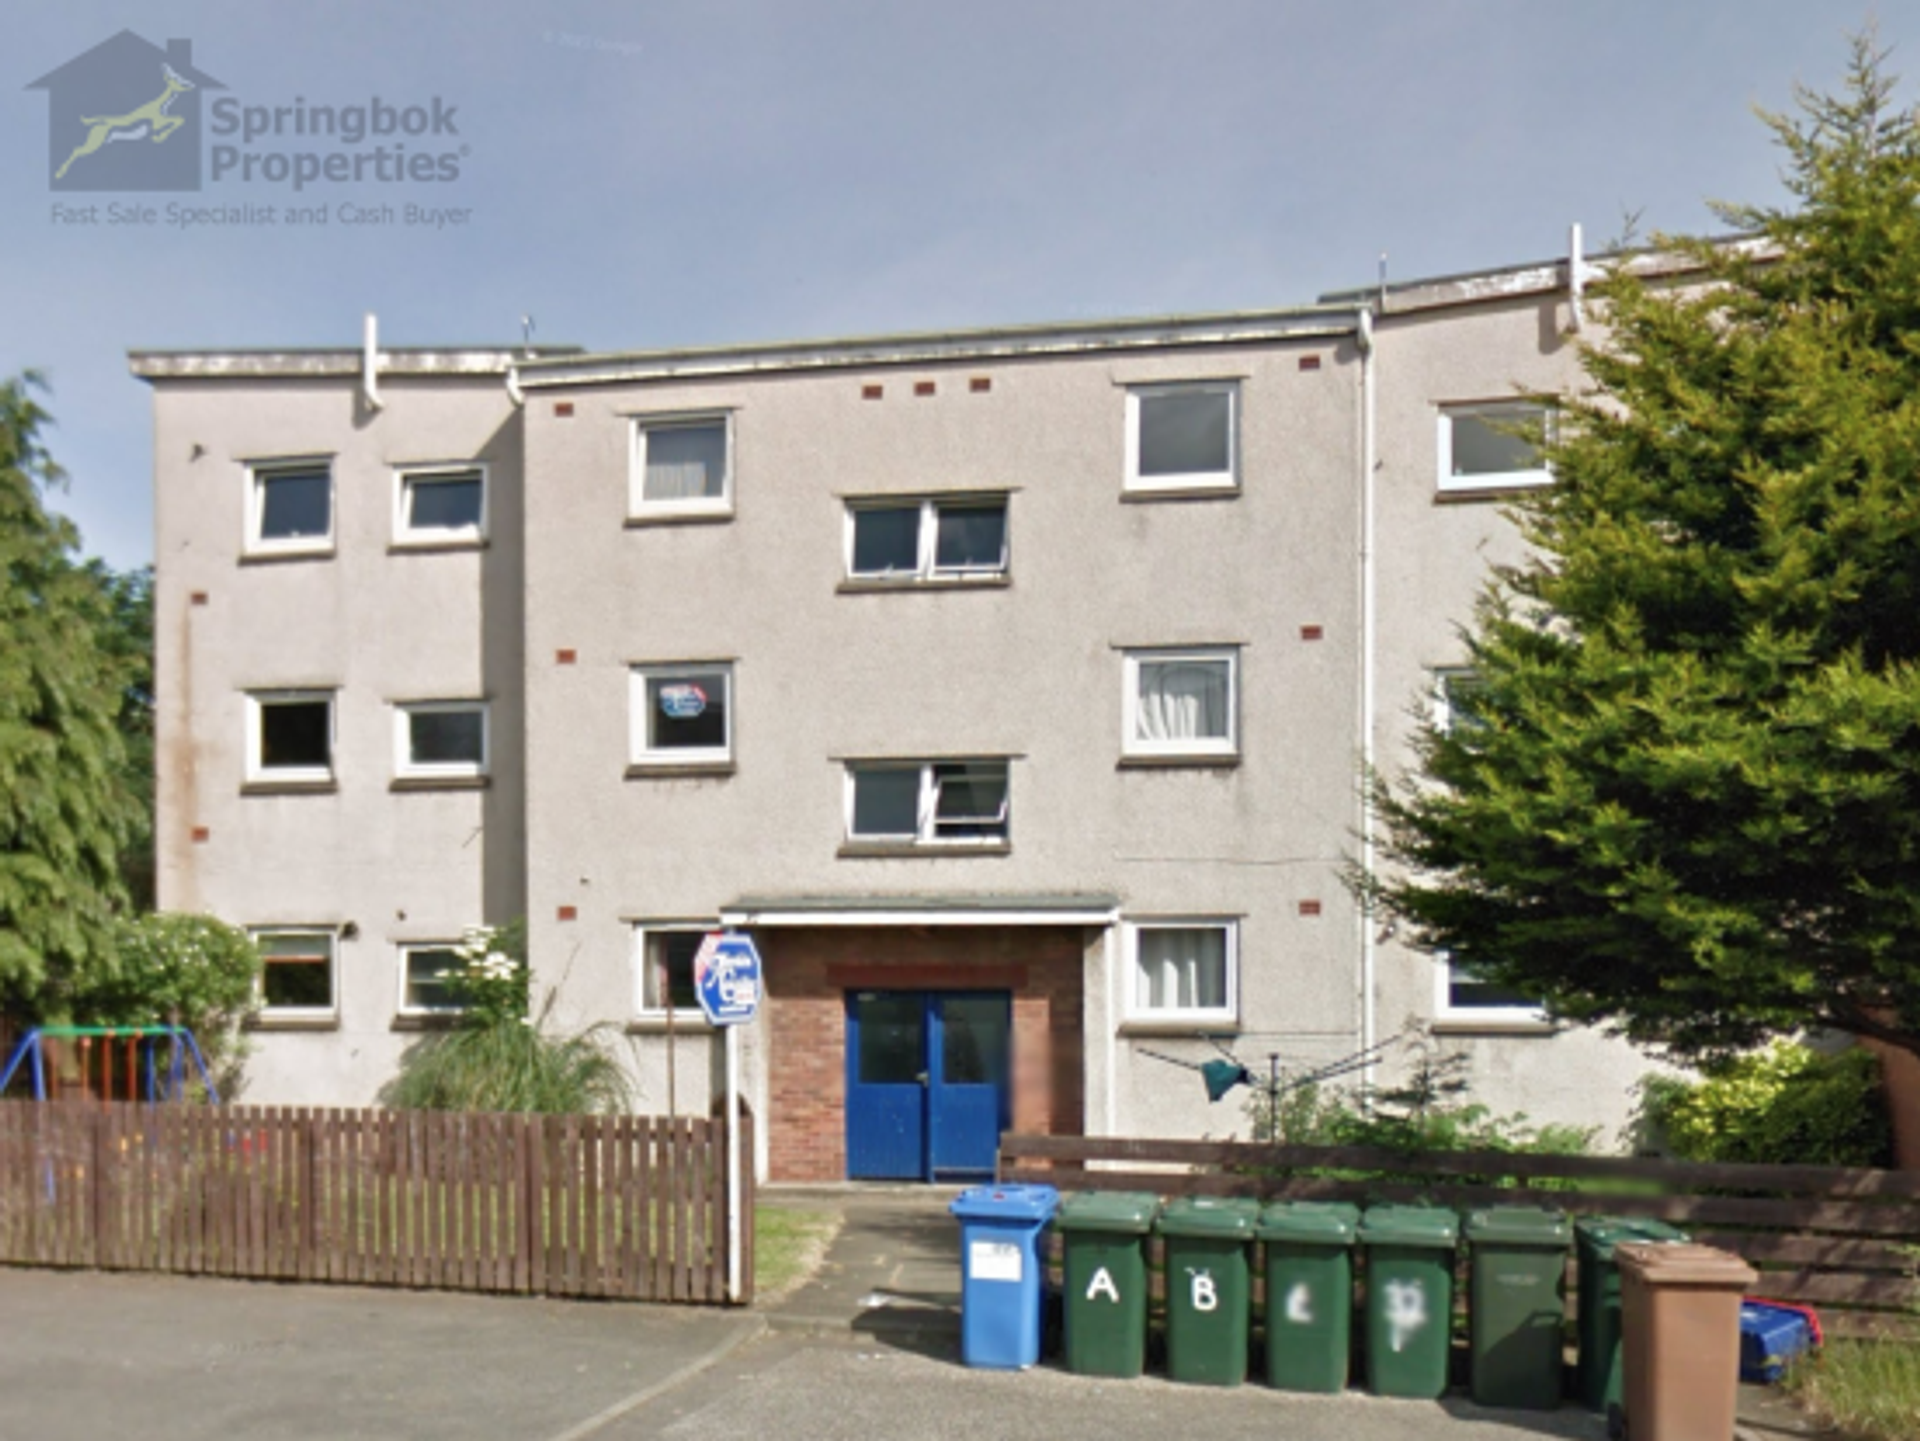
[0,1101,750,1308]
[1001,1131,1920,1334]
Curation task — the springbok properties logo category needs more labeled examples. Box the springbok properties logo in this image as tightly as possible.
[28,31,222,191]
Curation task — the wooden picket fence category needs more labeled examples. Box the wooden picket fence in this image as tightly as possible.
[1000,1133,1920,1338]
[0,1101,752,1305]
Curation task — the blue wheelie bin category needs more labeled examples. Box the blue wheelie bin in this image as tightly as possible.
[950,1183,1060,1368]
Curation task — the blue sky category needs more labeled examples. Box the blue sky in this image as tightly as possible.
[5,1,1910,571]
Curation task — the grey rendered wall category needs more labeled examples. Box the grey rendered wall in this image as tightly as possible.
[1369,292,1663,1144]
[152,373,526,1105]
[519,338,1368,1140]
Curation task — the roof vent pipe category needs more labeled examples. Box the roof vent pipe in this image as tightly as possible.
[1568,223,1587,332]
[362,312,384,412]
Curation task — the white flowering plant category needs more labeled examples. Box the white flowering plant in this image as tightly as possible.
[441,919,529,1029]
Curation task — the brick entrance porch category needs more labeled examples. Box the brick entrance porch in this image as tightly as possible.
[760,925,1088,1182]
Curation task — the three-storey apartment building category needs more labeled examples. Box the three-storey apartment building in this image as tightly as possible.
[135,248,1658,1181]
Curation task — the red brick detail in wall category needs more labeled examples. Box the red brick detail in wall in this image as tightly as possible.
[762,926,1087,1182]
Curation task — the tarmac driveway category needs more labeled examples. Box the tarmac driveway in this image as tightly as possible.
[0,1268,757,1441]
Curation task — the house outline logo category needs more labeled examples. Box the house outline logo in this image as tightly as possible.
[27,31,225,192]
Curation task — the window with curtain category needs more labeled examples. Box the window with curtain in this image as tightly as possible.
[1125,649,1236,757]
[1128,922,1234,1018]
[633,417,731,516]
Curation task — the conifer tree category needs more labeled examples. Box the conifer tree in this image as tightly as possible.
[0,373,140,1017]
[1374,39,1920,1063]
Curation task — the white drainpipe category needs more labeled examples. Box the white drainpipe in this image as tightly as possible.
[1356,305,1379,1095]
[361,312,384,412]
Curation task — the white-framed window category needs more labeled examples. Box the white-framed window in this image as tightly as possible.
[631,415,732,519]
[396,942,467,1016]
[845,759,1010,846]
[1437,401,1552,492]
[845,495,1009,581]
[253,929,337,1017]
[632,925,714,1018]
[394,700,489,780]
[247,458,334,556]
[1125,382,1238,494]
[1124,648,1237,758]
[1431,667,1487,735]
[246,690,335,784]
[629,663,732,766]
[1125,919,1237,1023]
[1434,951,1546,1023]
[394,464,486,545]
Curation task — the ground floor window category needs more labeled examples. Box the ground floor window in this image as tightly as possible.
[1125,919,1236,1023]
[253,929,336,1018]
[1436,952,1545,1023]
[398,943,466,1015]
[633,926,711,1017]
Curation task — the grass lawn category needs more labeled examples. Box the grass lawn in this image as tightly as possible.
[753,1205,841,1305]
[1789,1338,1920,1441]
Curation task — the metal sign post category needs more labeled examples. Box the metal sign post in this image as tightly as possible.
[693,931,762,1304]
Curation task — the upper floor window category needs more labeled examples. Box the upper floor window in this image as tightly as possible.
[629,662,732,768]
[1123,648,1237,760]
[247,459,333,556]
[394,700,489,781]
[1125,383,1238,494]
[1432,667,1488,735]
[845,495,1009,584]
[395,464,486,546]
[253,929,337,1018]
[1438,402,1552,493]
[1125,919,1237,1024]
[845,759,1009,849]
[246,690,334,786]
[631,415,731,520]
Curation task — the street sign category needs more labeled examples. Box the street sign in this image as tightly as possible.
[693,931,762,1027]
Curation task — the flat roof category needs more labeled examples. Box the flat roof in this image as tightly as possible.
[125,236,1751,387]
[127,345,582,381]
[513,305,1360,389]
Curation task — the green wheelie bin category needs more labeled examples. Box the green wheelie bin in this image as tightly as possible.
[1157,1196,1260,1386]
[1258,1201,1359,1393]
[1464,1206,1572,1410]
[1574,1216,1689,1413]
[1055,1191,1162,1378]
[1360,1205,1459,1399]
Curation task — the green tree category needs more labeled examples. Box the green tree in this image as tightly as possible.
[82,561,154,909]
[1372,40,1920,1066]
[0,374,142,1018]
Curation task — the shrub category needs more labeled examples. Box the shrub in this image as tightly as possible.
[1635,1040,1890,1168]
[385,1021,632,1114]
[385,920,632,1115]
[1249,1037,1597,1159]
[62,912,260,1084]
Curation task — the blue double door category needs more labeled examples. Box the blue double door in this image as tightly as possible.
[845,990,1011,1181]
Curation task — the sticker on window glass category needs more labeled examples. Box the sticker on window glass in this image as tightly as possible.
[970,1240,1023,1282]
[658,684,707,719]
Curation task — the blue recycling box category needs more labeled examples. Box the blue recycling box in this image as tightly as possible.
[1740,1300,1816,1383]
[950,1183,1060,1369]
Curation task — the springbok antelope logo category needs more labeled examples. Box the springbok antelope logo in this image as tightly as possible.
[54,62,194,180]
